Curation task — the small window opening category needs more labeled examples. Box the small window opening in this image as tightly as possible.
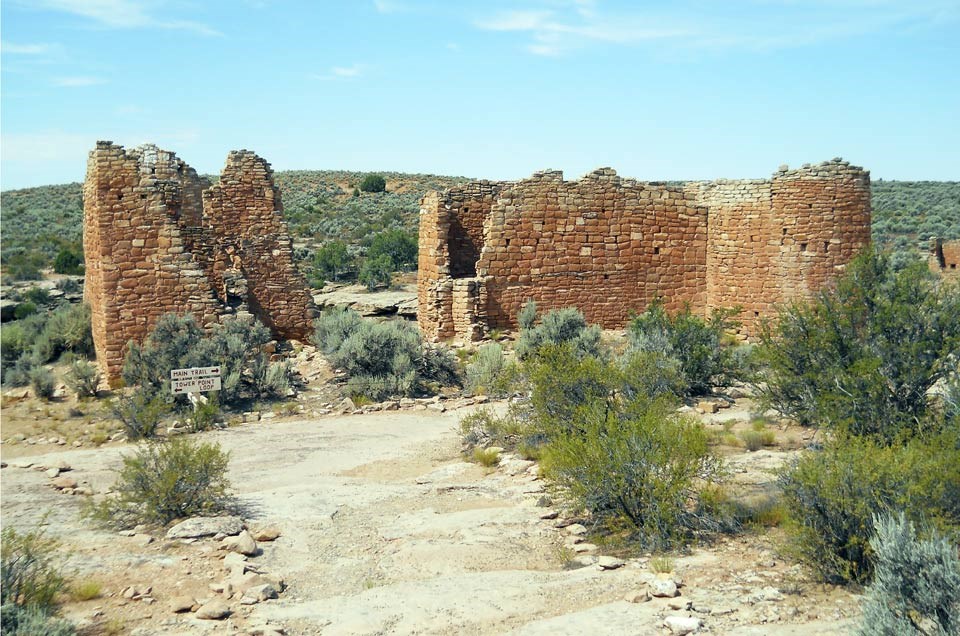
[824,241,830,253]
[140,194,147,200]
[754,311,760,317]
[654,247,660,255]
[117,193,123,200]
[952,264,957,270]
[505,238,511,247]
[800,242,808,252]
[782,228,788,235]
[603,274,609,280]
[463,207,469,214]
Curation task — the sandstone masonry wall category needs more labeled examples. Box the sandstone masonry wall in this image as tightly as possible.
[478,169,707,331]
[929,238,960,280]
[418,159,871,341]
[83,142,316,384]
[201,151,316,340]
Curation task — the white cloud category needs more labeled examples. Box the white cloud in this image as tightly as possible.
[52,76,107,87]
[332,65,363,77]
[476,8,690,56]
[312,64,365,81]
[27,0,222,36]
[1,41,54,54]
[373,0,405,13]
[473,1,958,56]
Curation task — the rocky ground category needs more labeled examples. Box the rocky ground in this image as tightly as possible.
[0,395,864,636]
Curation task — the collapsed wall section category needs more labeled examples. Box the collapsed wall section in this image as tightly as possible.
[83,142,222,382]
[418,181,508,340]
[84,142,316,384]
[478,169,707,330]
[201,151,316,340]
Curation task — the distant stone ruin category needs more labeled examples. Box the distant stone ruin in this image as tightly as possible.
[929,238,960,279]
[418,159,871,341]
[83,142,316,384]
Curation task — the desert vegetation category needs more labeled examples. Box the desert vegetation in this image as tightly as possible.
[458,247,959,627]
[311,307,459,401]
[84,437,234,529]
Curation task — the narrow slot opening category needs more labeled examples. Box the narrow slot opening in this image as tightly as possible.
[800,242,808,252]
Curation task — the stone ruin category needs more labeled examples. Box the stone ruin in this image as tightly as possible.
[83,142,316,384]
[418,159,872,341]
[929,238,960,279]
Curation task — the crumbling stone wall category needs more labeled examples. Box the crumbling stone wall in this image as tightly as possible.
[201,151,316,340]
[418,159,871,341]
[418,181,508,340]
[83,142,315,384]
[929,238,960,279]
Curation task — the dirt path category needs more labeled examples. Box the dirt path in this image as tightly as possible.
[1,406,861,635]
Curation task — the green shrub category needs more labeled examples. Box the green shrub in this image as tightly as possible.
[627,300,742,396]
[122,313,204,398]
[14,302,37,320]
[28,367,55,401]
[464,343,518,397]
[471,447,501,467]
[359,174,386,193]
[123,313,285,407]
[358,254,393,290]
[541,400,723,550]
[0,604,75,636]
[65,360,99,398]
[618,351,686,405]
[312,241,354,282]
[1,524,66,613]
[757,250,960,441]
[4,355,37,388]
[186,396,221,433]
[85,437,233,528]
[527,345,614,437]
[32,304,94,364]
[856,512,960,636]
[111,393,170,440]
[518,299,537,331]
[313,309,459,400]
[311,306,362,355]
[366,229,417,271]
[459,406,532,451]
[23,288,50,306]
[739,429,775,451]
[52,247,83,275]
[515,305,602,360]
[779,431,960,584]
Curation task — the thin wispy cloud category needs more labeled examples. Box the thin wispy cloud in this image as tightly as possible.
[312,64,366,81]
[476,8,690,56]
[474,1,959,56]
[373,0,406,14]
[1,41,55,55]
[52,76,107,87]
[27,0,222,36]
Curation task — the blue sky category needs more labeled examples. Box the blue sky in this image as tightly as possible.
[2,0,958,189]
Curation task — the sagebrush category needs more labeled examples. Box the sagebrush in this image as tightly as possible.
[85,437,233,528]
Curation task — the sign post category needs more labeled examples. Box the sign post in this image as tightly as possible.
[171,367,222,412]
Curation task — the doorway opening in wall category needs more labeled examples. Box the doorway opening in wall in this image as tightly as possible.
[448,213,482,279]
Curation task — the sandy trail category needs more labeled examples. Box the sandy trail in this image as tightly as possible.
[1,406,858,635]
